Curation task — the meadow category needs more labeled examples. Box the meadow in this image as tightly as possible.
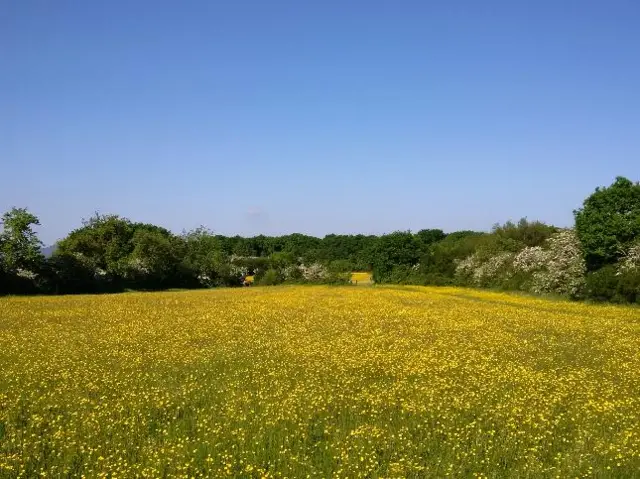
[1,286,639,478]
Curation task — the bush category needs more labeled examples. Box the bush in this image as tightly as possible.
[616,269,640,304]
[284,265,304,282]
[419,273,454,286]
[325,272,351,285]
[585,266,622,302]
[300,263,328,282]
[387,265,413,284]
[492,218,557,248]
[496,271,532,291]
[257,269,283,286]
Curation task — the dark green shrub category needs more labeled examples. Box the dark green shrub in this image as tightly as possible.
[325,272,351,285]
[496,271,532,292]
[387,265,413,284]
[617,269,640,304]
[285,266,304,282]
[585,265,622,302]
[257,269,283,286]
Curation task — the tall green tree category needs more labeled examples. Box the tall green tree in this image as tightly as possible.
[56,213,135,278]
[0,207,44,273]
[574,177,640,271]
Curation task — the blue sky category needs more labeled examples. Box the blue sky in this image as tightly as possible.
[2,0,639,244]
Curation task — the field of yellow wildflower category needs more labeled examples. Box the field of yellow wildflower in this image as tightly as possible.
[1,286,639,478]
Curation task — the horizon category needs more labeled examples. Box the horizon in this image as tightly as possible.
[8,175,636,245]
[3,1,639,245]
[35,210,582,248]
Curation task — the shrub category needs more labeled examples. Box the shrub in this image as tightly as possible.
[300,263,328,282]
[619,242,640,274]
[284,265,304,282]
[454,229,586,298]
[324,271,352,285]
[492,218,557,248]
[584,266,623,302]
[387,265,413,284]
[257,269,283,286]
[532,229,586,298]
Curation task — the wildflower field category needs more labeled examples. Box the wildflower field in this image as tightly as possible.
[1,287,639,478]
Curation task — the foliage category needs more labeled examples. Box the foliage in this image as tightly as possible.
[0,208,45,294]
[531,229,586,298]
[417,232,486,281]
[327,259,352,274]
[619,241,640,273]
[2,174,640,302]
[584,265,625,303]
[575,176,640,271]
[456,229,586,298]
[256,268,283,286]
[0,207,44,274]
[299,263,328,282]
[371,232,420,283]
[492,218,557,247]
[585,265,640,304]
[414,228,446,248]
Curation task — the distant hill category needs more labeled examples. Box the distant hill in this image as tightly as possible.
[41,245,57,258]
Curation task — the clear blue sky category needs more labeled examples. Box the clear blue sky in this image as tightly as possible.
[2,1,639,244]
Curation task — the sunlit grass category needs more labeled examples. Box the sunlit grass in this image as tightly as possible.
[1,286,639,477]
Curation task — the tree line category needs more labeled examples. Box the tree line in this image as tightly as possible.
[1,176,639,303]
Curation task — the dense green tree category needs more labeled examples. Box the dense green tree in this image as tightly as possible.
[181,227,227,286]
[270,251,297,271]
[125,228,184,288]
[415,229,446,249]
[328,259,352,274]
[232,237,256,257]
[574,177,640,271]
[56,214,135,277]
[43,252,101,294]
[0,207,44,273]
[371,232,420,282]
[281,234,321,259]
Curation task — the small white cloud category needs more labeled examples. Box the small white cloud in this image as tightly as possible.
[246,206,265,218]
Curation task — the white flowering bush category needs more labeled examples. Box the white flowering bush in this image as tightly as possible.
[619,242,640,273]
[472,252,514,286]
[300,263,328,282]
[455,229,586,297]
[282,265,301,281]
[455,254,481,283]
[532,229,585,297]
[513,246,547,273]
[15,268,38,280]
[455,252,513,286]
